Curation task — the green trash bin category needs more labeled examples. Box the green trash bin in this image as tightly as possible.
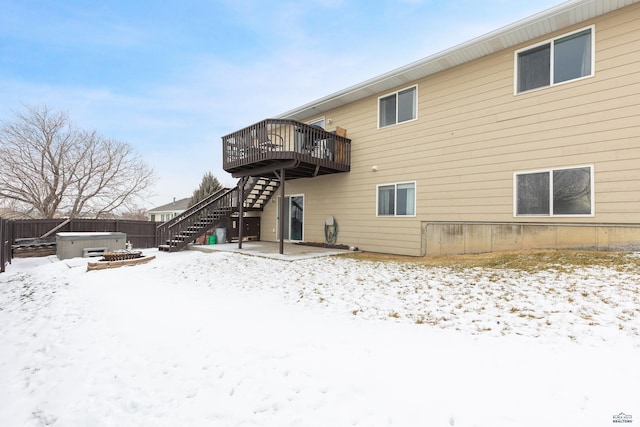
[208,235,216,245]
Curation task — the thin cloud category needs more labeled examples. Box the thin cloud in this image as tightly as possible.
[0,3,150,50]
[0,0,564,207]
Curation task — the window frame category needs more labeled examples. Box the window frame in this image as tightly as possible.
[513,165,595,218]
[306,117,325,129]
[276,193,305,242]
[514,25,595,95]
[377,85,418,129]
[376,181,417,217]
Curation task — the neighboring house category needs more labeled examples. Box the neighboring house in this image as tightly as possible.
[148,198,190,222]
[219,0,640,256]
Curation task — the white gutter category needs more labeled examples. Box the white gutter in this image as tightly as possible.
[277,0,639,120]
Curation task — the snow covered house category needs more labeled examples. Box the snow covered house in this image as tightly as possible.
[159,0,640,256]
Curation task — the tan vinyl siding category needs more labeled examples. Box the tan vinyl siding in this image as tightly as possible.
[261,4,640,255]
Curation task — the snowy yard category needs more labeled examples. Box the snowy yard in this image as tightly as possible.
[0,248,638,426]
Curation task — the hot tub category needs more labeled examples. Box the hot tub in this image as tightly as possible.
[56,232,127,260]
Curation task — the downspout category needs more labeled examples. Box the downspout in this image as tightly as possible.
[421,222,428,257]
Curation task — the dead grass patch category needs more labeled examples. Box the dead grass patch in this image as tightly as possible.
[341,249,640,272]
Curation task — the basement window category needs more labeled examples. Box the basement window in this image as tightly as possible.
[514,165,593,216]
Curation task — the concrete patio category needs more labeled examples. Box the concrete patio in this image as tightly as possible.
[188,241,353,261]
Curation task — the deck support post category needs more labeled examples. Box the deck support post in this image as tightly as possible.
[238,177,246,249]
[276,168,285,255]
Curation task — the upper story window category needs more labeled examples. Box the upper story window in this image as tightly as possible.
[514,165,593,217]
[307,117,325,128]
[378,85,417,128]
[515,26,594,94]
[377,182,416,216]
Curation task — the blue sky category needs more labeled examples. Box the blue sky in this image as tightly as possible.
[0,0,563,209]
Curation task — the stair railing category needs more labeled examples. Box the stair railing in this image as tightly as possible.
[156,176,281,251]
[157,187,239,251]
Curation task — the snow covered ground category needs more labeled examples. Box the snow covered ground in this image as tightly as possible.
[0,248,638,426]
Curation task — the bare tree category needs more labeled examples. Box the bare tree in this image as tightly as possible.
[0,104,155,218]
[118,207,150,221]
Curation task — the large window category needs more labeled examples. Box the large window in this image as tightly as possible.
[515,26,593,93]
[379,86,417,128]
[377,182,416,216]
[514,166,593,216]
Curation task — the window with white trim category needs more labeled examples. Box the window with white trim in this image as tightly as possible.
[515,26,594,94]
[307,117,325,128]
[377,182,416,216]
[378,86,417,128]
[514,166,593,216]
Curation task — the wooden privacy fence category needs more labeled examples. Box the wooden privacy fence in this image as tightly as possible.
[1,217,12,273]
[1,217,160,273]
[11,218,159,249]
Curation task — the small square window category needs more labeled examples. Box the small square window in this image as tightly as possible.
[378,86,417,128]
[377,182,416,216]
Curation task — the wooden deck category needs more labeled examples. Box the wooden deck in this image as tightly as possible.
[222,119,351,179]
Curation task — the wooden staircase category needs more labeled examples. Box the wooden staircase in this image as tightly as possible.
[157,177,279,252]
[243,177,280,210]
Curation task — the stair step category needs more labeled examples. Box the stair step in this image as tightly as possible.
[157,178,275,254]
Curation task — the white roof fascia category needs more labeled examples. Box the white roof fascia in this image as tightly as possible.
[277,0,639,121]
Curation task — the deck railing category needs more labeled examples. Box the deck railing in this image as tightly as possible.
[222,119,350,174]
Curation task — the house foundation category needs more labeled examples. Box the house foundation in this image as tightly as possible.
[422,222,640,256]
